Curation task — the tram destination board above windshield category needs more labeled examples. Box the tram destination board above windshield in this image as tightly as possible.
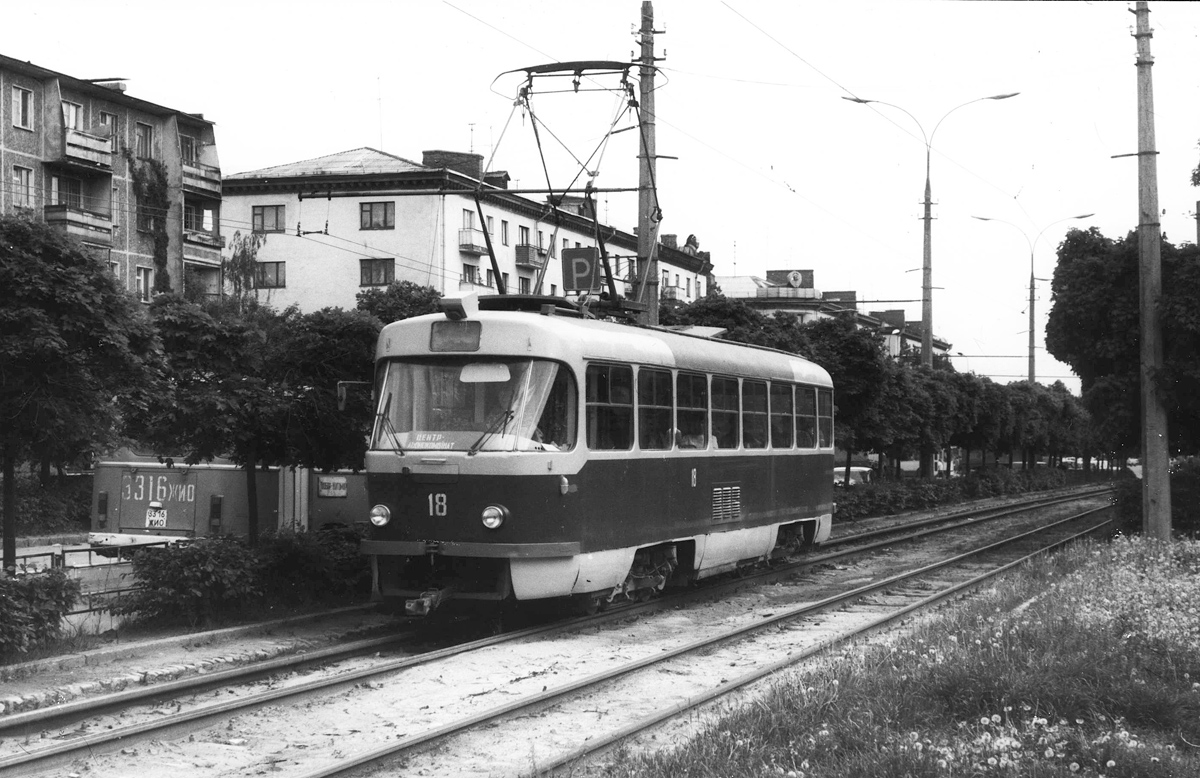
[431,320,481,352]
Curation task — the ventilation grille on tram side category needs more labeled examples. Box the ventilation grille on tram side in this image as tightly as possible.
[712,485,742,523]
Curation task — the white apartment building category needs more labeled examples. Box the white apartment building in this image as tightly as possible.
[221,148,711,312]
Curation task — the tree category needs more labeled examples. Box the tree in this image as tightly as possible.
[0,216,161,573]
[127,298,379,544]
[799,315,889,481]
[356,280,441,325]
[1047,227,1200,456]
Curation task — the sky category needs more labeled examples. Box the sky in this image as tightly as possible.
[11,1,1200,395]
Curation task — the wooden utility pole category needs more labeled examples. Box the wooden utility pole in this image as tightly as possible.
[635,1,661,325]
[1133,1,1172,540]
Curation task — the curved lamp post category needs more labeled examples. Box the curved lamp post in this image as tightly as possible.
[971,213,1093,383]
[844,93,1019,367]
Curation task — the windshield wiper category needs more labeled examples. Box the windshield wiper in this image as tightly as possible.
[468,409,514,456]
[376,393,404,457]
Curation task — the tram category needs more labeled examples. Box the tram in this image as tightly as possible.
[360,292,835,615]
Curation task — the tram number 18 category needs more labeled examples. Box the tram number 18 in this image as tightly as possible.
[428,493,448,517]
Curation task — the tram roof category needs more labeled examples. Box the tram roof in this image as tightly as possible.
[377,307,832,388]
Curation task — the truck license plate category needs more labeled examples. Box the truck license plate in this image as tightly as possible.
[145,508,167,528]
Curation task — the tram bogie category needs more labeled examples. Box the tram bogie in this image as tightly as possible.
[361,292,835,615]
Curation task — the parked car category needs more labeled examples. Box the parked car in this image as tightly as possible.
[834,466,873,487]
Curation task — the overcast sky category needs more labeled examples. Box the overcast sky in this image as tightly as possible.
[13,1,1200,394]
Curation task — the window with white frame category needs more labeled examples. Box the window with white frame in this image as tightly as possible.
[252,204,286,233]
[518,276,531,294]
[360,258,395,286]
[360,201,395,230]
[135,122,153,158]
[486,215,494,235]
[255,262,286,289]
[180,135,197,163]
[51,175,83,209]
[12,87,32,130]
[136,267,153,302]
[501,220,509,246]
[518,225,530,246]
[99,112,118,151]
[61,101,82,130]
[462,263,479,285]
[12,166,32,208]
[462,209,474,229]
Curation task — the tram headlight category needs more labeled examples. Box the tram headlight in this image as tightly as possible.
[481,504,508,530]
[369,504,392,527]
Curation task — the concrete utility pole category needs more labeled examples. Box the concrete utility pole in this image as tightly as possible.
[635,0,661,326]
[1133,0,1171,540]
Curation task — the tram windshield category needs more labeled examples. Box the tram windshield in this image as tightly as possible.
[371,358,577,453]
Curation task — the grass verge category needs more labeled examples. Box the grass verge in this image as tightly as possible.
[597,537,1200,777]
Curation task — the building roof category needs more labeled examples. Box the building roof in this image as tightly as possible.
[229,147,425,179]
[0,53,214,125]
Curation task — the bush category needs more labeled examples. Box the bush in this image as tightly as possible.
[0,569,81,658]
[0,471,92,536]
[116,527,371,628]
[255,525,371,606]
[1113,459,1200,538]
[115,535,261,628]
[834,467,1071,521]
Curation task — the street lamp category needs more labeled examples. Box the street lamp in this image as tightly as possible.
[843,93,1019,367]
[971,213,1094,383]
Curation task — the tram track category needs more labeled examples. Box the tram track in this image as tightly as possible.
[0,488,1112,777]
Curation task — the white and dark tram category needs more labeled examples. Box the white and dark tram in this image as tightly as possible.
[360,292,835,615]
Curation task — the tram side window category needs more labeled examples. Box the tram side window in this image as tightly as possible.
[638,368,673,450]
[796,387,817,449]
[742,380,768,449]
[586,363,633,450]
[817,388,834,448]
[676,372,709,449]
[712,376,740,449]
[770,383,794,448]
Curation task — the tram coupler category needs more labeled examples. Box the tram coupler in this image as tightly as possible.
[405,586,455,617]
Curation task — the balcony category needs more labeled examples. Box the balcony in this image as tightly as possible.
[458,228,489,255]
[661,285,688,301]
[515,243,546,270]
[182,160,222,196]
[61,129,113,170]
[43,204,112,245]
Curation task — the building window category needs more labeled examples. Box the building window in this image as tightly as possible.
[135,122,153,158]
[255,262,286,289]
[360,258,395,286]
[486,215,494,235]
[180,135,197,164]
[661,270,669,288]
[360,202,395,230]
[687,278,692,297]
[12,166,32,208]
[51,175,84,209]
[464,264,480,285]
[501,220,509,246]
[108,260,120,279]
[550,284,557,296]
[462,209,474,229]
[61,101,82,130]
[12,87,33,130]
[99,112,118,151]
[136,266,153,302]
[518,276,531,295]
[519,225,530,245]
[502,272,509,290]
[252,205,286,233]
